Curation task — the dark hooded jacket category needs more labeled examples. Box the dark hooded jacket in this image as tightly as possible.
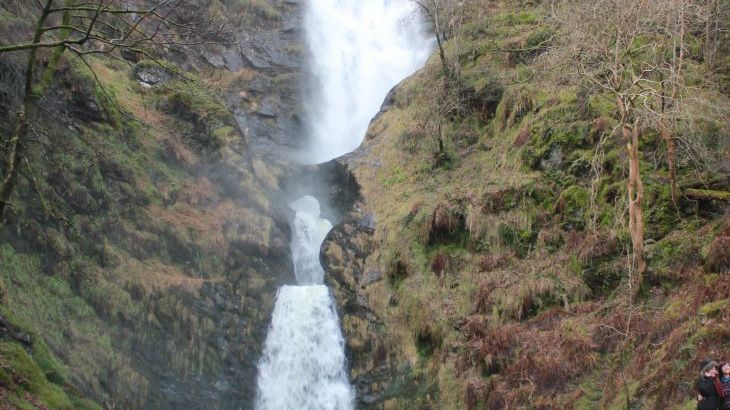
[697,375,722,410]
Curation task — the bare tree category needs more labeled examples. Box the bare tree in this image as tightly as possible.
[546,0,676,296]
[413,0,465,81]
[547,0,730,296]
[0,0,216,221]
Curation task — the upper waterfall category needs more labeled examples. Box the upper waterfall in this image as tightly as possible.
[302,0,433,163]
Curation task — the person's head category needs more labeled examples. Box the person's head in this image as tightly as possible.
[721,362,730,377]
[701,360,719,378]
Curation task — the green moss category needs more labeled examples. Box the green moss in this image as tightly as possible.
[557,186,589,229]
[498,222,536,257]
[0,342,72,409]
[383,165,407,188]
[495,10,538,26]
[521,119,591,170]
[646,233,700,283]
[699,299,730,318]
[644,182,681,240]
[212,125,238,146]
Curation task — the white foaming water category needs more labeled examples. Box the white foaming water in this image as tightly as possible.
[255,196,353,409]
[302,0,433,163]
[290,196,333,285]
[255,285,352,410]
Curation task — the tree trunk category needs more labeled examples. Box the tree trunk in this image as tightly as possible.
[704,0,718,67]
[659,123,680,206]
[684,188,730,202]
[625,121,646,298]
[0,112,26,220]
[0,0,54,222]
[617,95,645,298]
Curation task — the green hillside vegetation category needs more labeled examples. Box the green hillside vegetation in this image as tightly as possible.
[0,0,294,407]
[340,0,729,408]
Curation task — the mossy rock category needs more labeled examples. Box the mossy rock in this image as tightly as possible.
[646,233,701,284]
[0,342,73,409]
[581,261,623,297]
[522,121,591,171]
[555,186,589,229]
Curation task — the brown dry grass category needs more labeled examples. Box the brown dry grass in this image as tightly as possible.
[207,67,257,91]
[427,203,465,244]
[706,217,730,273]
[120,259,222,297]
[430,251,450,277]
[147,200,233,252]
[162,136,200,168]
[567,229,619,262]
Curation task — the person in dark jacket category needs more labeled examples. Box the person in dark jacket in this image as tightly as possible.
[720,362,730,410]
[698,360,723,410]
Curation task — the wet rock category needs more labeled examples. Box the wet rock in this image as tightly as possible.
[69,87,105,122]
[135,66,172,88]
[0,315,32,345]
[371,84,398,124]
[202,50,226,69]
[388,294,398,306]
[254,97,278,118]
[248,76,272,94]
[223,47,244,71]
[121,48,141,63]
[540,146,563,171]
[241,46,271,70]
[358,213,376,233]
[322,160,404,408]
[363,270,381,286]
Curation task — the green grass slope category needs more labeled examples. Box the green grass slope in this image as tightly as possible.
[340,1,730,408]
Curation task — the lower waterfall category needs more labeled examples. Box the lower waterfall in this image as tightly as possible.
[255,197,353,409]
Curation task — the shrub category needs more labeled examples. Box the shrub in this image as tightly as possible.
[498,223,535,257]
[706,222,730,273]
[555,186,589,229]
[427,203,466,245]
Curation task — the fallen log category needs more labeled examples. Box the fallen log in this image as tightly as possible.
[684,188,730,202]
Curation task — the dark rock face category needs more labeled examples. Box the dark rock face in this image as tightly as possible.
[225,6,306,161]
[134,67,173,87]
[320,157,403,409]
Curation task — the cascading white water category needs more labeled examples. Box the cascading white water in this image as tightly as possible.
[256,0,432,408]
[302,0,433,163]
[289,196,333,285]
[255,285,352,410]
[255,197,352,409]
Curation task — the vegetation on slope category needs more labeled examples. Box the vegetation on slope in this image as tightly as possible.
[0,0,298,407]
[340,0,729,408]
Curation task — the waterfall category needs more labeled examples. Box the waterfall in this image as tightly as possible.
[255,285,352,410]
[302,0,433,163]
[255,0,432,408]
[255,197,352,409]
[289,196,332,285]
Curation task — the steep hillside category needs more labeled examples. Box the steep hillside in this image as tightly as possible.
[323,1,730,409]
[0,1,305,408]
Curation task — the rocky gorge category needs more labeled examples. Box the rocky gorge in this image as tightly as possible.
[1,0,729,409]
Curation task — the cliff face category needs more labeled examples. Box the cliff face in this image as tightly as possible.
[0,1,308,409]
[322,2,730,409]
